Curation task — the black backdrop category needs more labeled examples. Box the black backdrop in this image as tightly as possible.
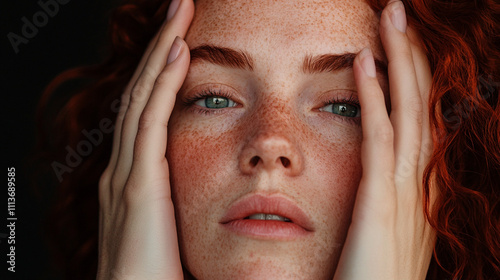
[3,1,120,279]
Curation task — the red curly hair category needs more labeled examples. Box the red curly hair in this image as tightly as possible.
[36,0,500,279]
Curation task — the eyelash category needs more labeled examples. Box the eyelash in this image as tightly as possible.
[184,88,361,125]
[183,88,236,115]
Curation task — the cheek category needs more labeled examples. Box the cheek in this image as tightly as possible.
[312,130,362,202]
[167,120,237,207]
[302,128,362,245]
[167,115,245,274]
[325,141,361,228]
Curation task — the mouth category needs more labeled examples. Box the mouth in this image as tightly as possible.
[244,213,292,222]
[220,194,314,240]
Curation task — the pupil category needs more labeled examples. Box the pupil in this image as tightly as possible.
[334,103,358,117]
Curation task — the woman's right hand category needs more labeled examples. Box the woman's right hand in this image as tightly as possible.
[96,0,194,279]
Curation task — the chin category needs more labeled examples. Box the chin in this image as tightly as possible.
[180,239,338,280]
[185,261,334,280]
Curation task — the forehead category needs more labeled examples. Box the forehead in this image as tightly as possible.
[185,0,381,57]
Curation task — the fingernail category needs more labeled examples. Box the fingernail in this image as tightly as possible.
[167,37,182,64]
[390,1,407,33]
[359,48,376,78]
[167,0,181,21]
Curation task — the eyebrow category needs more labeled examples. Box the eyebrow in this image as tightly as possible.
[190,45,387,75]
[190,45,254,70]
[303,53,387,75]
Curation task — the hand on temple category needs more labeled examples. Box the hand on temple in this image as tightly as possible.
[96,0,194,279]
[333,1,436,279]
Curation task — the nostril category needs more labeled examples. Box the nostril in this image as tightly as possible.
[246,155,293,169]
[250,156,260,167]
[280,157,290,168]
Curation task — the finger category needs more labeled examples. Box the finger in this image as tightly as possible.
[354,48,396,205]
[406,28,433,187]
[116,37,189,280]
[101,6,170,192]
[130,37,189,193]
[106,29,163,174]
[113,0,194,189]
[380,0,423,182]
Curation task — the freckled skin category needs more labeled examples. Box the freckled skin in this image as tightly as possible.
[167,0,383,279]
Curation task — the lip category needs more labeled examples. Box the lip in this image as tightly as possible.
[220,194,314,239]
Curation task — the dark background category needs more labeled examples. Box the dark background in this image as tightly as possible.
[2,1,119,278]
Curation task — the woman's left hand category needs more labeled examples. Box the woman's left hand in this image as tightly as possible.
[333,1,436,279]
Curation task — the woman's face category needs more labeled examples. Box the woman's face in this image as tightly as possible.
[167,0,387,278]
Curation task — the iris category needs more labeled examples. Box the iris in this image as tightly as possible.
[322,103,360,117]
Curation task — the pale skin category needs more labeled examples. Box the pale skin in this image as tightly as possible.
[97,0,436,279]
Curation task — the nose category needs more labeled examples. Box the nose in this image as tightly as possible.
[239,132,304,176]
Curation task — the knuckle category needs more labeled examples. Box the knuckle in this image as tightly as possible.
[129,69,156,104]
[129,83,150,106]
[374,122,394,144]
[406,95,424,124]
[154,70,170,86]
[138,109,157,130]
[142,65,158,80]
[113,94,129,122]
[399,45,413,60]
[99,167,112,188]
[119,91,130,110]
[394,158,416,183]
[109,170,127,194]
[108,169,130,203]
[156,29,174,49]
[140,65,158,84]
[99,168,114,208]
[122,186,134,207]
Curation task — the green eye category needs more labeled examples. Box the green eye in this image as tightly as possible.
[320,103,360,117]
[195,96,237,109]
